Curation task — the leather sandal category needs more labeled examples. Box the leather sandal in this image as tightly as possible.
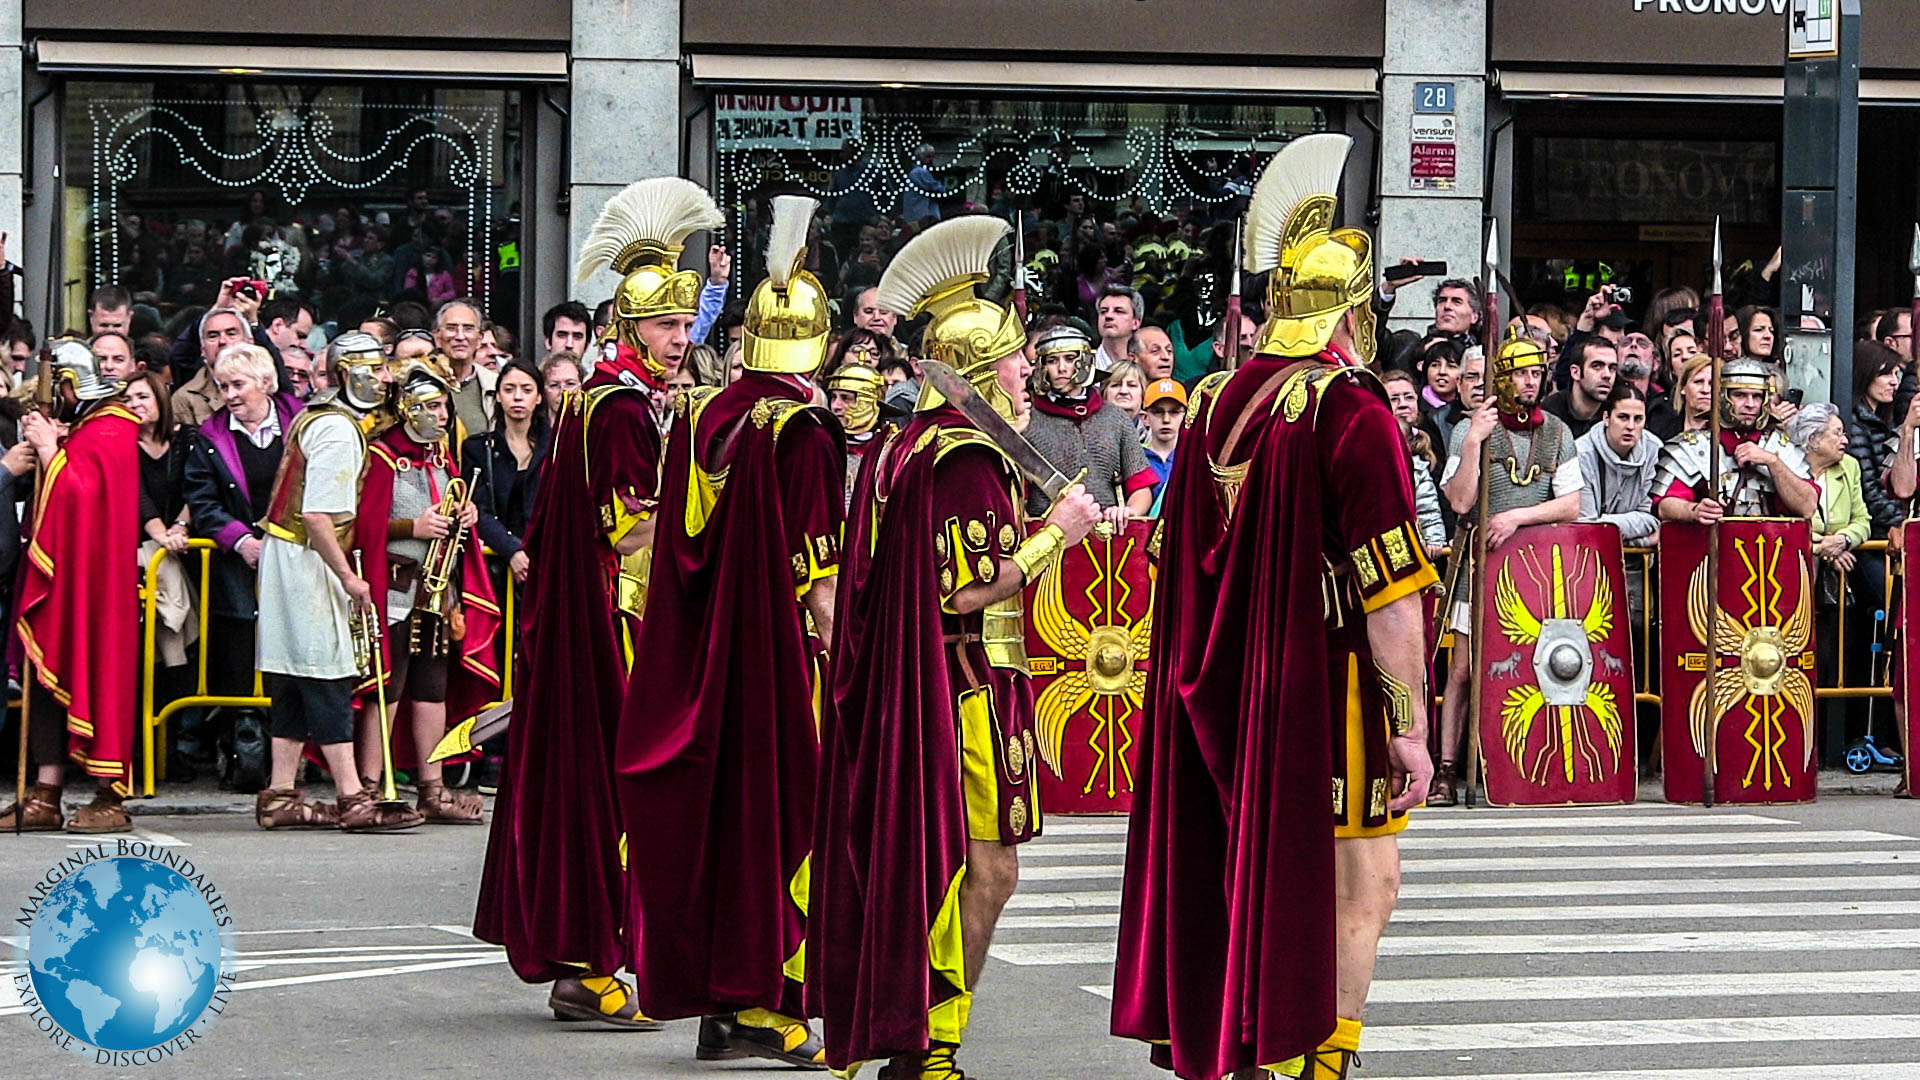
[702,1010,828,1069]
[548,974,662,1030]
[337,789,423,832]
[255,787,339,830]
[68,789,133,834]
[0,783,63,831]
[417,778,485,824]
[1426,767,1458,808]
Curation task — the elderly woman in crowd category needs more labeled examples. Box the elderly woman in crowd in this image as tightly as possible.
[182,343,302,729]
[1793,400,1878,704]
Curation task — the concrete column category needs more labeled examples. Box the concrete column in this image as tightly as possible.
[0,0,23,312]
[1377,0,1488,334]
[569,0,683,303]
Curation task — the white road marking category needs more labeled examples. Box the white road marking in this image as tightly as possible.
[1402,850,1920,874]
[1003,897,1920,930]
[1399,874,1920,901]
[1361,1067,1916,1080]
[1399,829,1904,851]
[1402,813,1795,831]
[0,955,507,1016]
[1362,1013,1920,1051]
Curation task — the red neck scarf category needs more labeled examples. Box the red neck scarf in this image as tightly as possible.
[1498,407,1545,433]
[1036,388,1106,420]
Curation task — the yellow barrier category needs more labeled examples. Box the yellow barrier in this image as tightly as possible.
[137,541,519,797]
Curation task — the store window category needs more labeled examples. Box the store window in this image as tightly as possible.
[63,80,518,337]
[713,93,1329,323]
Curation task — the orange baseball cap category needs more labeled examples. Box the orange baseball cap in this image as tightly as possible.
[1143,378,1188,409]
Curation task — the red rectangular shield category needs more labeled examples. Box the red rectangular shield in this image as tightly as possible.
[1659,520,1818,805]
[1475,522,1638,806]
[1025,520,1154,815]
[1901,522,1920,792]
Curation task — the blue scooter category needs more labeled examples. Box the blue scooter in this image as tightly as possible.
[1845,609,1905,775]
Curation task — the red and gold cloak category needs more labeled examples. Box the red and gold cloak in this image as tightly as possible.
[474,369,660,983]
[617,372,844,1020]
[808,408,1043,1070]
[349,427,502,750]
[16,401,140,793]
[1111,354,1436,1078]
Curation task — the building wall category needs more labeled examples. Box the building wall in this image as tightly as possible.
[0,0,20,275]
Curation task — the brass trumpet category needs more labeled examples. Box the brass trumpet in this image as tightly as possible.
[413,469,475,655]
[351,552,402,806]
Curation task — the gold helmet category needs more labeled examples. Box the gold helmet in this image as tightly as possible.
[1243,133,1374,363]
[826,362,885,435]
[1491,330,1548,418]
[742,195,831,377]
[573,176,725,380]
[876,215,1025,419]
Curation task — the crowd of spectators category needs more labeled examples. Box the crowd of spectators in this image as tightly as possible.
[5,176,1916,797]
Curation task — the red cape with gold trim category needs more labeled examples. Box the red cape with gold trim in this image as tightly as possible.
[474,382,647,983]
[17,401,140,793]
[350,429,501,752]
[1112,357,1362,1078]
[807,409,1008,1068]
[616,376,841,1020]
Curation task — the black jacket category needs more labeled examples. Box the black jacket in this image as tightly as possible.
[462,427,551,562]
[1848,402,1907,537]
[181,397,299,620]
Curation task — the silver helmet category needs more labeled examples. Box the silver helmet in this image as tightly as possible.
[1030,323,1095,397]
[393,360,453,445]
[327,331,388,412]
[27,337,124,403]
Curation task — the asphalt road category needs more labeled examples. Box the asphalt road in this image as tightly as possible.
[5,793,1920,1079]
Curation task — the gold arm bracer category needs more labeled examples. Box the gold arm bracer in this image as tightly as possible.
[1376,660,1420,738]
[1011,523,1068,583]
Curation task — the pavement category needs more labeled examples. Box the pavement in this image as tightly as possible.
[3,785,1919,1078]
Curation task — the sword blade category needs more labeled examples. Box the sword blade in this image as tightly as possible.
[919,360,1075,502]
[426,698,513,763]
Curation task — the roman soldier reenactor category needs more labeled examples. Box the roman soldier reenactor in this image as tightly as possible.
[474,175,722,1029]
[1111,134,1439,1079]
[3,339,139,833]
[825,361,890,510]
[808,215,1101,1080]
[351,362,501,824]
[1652,355,1818,523]
[251,331,421,832]
[616,194,841,1067]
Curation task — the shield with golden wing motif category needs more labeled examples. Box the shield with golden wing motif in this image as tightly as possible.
[1476,522,1637,806]
[1659,520,1817,805]
[1025,520,1154,814]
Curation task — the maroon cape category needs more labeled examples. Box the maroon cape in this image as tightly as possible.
[474,373,660,982]
[17,402,140,793]
[351,429,502,755]
[617,372,844,1020]
[1112,354,1433,1078]
[808,408,1033,1069]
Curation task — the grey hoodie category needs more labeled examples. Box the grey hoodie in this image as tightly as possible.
[1576,423,1662,545]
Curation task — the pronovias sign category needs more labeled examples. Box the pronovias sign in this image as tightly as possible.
[1494,0,1909,69]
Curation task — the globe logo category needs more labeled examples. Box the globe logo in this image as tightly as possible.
[24,854,227,1057]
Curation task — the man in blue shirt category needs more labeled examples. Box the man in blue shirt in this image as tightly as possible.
[900,143,948,225]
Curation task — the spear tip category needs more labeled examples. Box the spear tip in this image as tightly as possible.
[1907,223,1920,278]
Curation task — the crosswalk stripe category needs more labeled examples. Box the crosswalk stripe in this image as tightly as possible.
[1401,850,1920,874]
[1076,970,1920,1005]
[1019,863,1124,882]
[1004,890,1124,910]
[1359,968,1920,1003]
[999,898,1920,931]
[1405,812,1796,831]
[1399,829,1903,851]
[1400,874,1920,901]
[1361,1013,1920,1051]
[1023,829,1907,863]
[1040,820,1129,836]
[1367,1060,1920,1068]
[1376,928,1920,957]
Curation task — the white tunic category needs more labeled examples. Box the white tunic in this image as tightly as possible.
[255,412,361,680]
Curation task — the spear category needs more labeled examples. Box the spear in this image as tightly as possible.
[1703,216,1725,810]
[1464,220,1499,811]
[1011,211,1028,324]
[1908,224,1920,370]
[14,343,52,833]
[1222,219,1245,371]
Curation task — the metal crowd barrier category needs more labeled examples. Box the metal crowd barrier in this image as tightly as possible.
[137,541,519,797]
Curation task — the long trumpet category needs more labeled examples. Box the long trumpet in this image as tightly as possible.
[414,470,475,654]
[351,552,402,805]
